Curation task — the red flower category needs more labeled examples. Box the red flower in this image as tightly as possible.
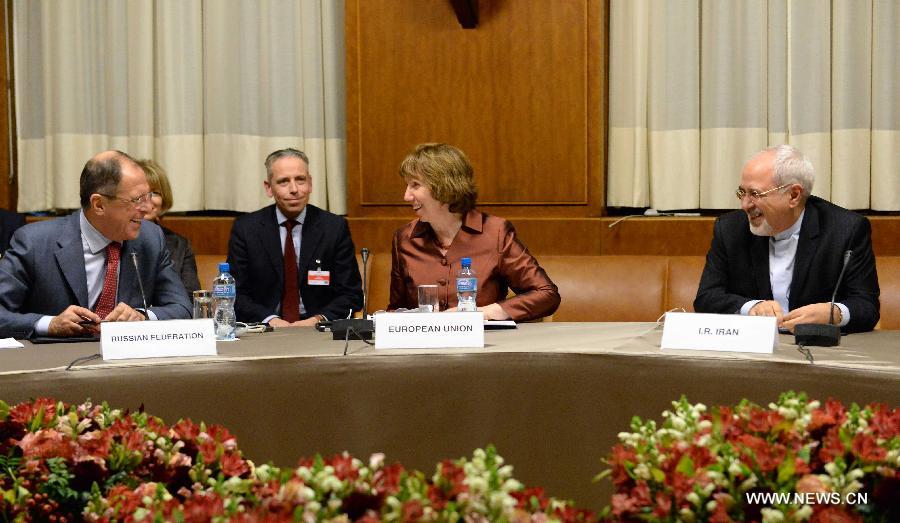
[205,424,237,446]
[809,506,863,523]
[653,491,673,518]
[172,418,201,442]
[198,439,219,465]
[18,429,74,460]
[220,452,249,477]
[809,399,847,433]
[745,407,785,435]
[851,433,887,462]
[372,462,404,495]
[607,444,637,486]
[511,487,549,511]
[818,427,847,463]
[328,453,360,481]
[737,434,785,473]
[401,499,425,521]
[77,429,112,459]
[9,398,58,427]
[867,404,900,440]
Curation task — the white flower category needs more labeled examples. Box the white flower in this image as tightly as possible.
[761,507,785,522]
[686,492,701,507]
[696,434,711,447]
[794,504,813,521]
[728,461,743,476]
[498,465,513,477]
[678,507,695,522]
[369,453,385,469]
[739,475,758,492]
[824,462,839,476]
[466,477,488,493]
[697,420,712,430]
[706,500,717,512]
[501,479,522,492]
[633,463,651,481]
[671,416,687,431]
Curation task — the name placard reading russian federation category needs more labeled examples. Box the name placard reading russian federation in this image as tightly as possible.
[661,312,777,354]
[375,312,484,349]
[101,319,217,360]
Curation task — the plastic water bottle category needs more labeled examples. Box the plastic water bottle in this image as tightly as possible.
[456,257,477,312]
[212,262,237,340]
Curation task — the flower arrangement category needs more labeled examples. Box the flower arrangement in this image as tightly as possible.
[597,392,899,522]
[0,397,594,522]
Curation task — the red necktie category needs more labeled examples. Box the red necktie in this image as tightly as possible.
[94,242,121,319]
[281,220,300,322]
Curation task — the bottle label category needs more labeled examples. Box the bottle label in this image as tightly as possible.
[456,278,476,292]
[212,284,236,298]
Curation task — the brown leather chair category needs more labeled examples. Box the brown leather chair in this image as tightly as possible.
[540,255,668,322]
[876,256,899,330]
[665,256,706,312]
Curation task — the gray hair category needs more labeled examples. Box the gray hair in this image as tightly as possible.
[767,144,814,199]
[264,148,309,180]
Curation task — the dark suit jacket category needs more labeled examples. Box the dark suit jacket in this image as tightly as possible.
[694,196,880,333]
[227,204,363,322]
[0,209,26,254]
[0,213,193,338]
[162,226,201,293]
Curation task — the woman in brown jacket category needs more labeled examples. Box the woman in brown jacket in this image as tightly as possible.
[388,143,560,321]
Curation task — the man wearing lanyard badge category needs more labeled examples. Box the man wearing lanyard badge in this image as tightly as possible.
[226,148,363,327]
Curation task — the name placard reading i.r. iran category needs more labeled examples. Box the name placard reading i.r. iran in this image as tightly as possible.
[660,312,777,354]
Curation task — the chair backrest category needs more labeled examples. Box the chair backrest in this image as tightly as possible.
[539,255,669,322]
[875,256,900,330]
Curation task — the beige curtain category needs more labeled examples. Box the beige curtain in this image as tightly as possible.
[14,0,346,214]
[608,0,900,211]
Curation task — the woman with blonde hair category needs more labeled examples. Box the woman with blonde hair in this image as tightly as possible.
[137,159,201,293]
[388,143,559,321]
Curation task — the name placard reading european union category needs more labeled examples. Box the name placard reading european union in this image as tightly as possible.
[375,311,484,349]
[101,319,217,360]
[661,312,776,354]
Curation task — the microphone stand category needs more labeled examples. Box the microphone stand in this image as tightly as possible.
[794,250,853,349]
[333,248,374,345]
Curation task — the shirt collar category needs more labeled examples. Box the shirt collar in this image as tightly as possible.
[772,209,805,242]
[275,206,306,226]
[79,210,115,254]
[411,209,483,238]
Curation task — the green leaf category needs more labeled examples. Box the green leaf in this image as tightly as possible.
[676,455,695,476]
[651,467,666,483]
[0,400,9,420]
[777,456,795,484]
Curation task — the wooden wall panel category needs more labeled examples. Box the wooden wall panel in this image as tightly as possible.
[0,0,16,211]
[346,0,606,217]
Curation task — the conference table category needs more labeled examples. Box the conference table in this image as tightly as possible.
[2,322,898,510]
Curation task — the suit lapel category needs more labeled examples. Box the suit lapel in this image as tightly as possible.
[261,206,285,278]
[118,240,139,307]
[299,205,323,272]
[55,214,89,307]
[750,234,772,300]
[791,205,819,308]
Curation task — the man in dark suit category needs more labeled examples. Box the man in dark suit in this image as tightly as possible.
[0,208,26,254]
[695,145,879,333]
[0,151,192,339]
[227,148,363,326]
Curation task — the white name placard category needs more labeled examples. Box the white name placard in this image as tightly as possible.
[101,319,217,360]
[661,312,777,354]
[375,311,484,349]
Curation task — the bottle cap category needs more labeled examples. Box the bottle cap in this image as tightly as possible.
[218,262,230,273]
[460,257,471,267]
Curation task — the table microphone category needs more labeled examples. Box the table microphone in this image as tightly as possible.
[131,252,149,312]
[332,247,374,343]
[794,250,852,347]
[360,247,370,318]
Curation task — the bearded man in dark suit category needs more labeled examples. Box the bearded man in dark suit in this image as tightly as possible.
[227,148,362,327]
[695,145,879,333]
